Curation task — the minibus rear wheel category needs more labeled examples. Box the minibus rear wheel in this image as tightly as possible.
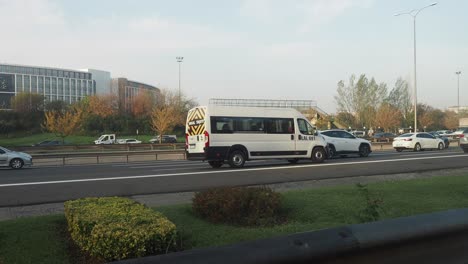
[228,150,246,168]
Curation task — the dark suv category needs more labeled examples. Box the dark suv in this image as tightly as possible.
[459,128,468,152]
[149,135,177,144]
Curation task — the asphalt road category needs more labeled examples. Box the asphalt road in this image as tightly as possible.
[1,147,467,207]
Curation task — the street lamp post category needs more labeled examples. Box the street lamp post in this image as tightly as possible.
[456,71,462,113]
[176,56,184,100]
[395,2,437,132]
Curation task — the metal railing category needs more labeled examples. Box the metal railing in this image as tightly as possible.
[10,143,185,154]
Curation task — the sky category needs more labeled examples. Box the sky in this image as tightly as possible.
[0,0,467,113]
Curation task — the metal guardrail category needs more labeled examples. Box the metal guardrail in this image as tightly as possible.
[10,143,186,154]
[32,149,186,165]
[113,208,468,264]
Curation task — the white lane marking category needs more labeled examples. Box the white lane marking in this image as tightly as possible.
[371,151,461,157]
[129,159,267,169]
[1,154,467,188]
[129,163,208,169]
[112,160,197,167]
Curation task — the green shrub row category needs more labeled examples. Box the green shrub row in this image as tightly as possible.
[192,186,283,226]
[64,197,177,261]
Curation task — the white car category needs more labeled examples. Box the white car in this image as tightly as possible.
[117,139,142,144]
[0,146,33,169]
[392,132,445,152]
[319,130,372,158]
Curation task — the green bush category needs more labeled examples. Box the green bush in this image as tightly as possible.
[64,197,177,261]
[192,186,283,226]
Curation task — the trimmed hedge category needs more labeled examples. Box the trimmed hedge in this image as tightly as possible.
[192,186,283,226]
[64,197,177,261]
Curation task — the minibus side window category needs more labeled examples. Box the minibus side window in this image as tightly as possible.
[211,117,234,134]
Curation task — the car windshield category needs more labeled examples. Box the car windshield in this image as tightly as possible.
[0,147,11,152]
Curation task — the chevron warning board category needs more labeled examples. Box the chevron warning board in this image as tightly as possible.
[186,107,206,136]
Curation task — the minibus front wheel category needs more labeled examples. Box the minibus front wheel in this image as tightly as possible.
[311,147,326,163]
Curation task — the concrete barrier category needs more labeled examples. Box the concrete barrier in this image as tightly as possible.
[113,208,468,264]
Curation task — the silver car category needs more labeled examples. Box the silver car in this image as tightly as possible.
[0,146,33,169]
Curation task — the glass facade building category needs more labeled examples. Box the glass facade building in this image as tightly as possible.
[0,64,96,108]
[111,78,160,112]
[0,63,160,111]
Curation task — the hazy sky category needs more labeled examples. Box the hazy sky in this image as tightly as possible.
[0,0,466,113]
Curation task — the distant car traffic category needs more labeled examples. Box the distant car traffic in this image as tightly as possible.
[33,140,68,146]
[117,138,142,144]
[0,146,33,169]
[372,132,397,142]
[319,129,372,158]
[428,131,449,148]
[451,128,468,138]
[392,133,445,152]
[459,130,468,153]
[149,135,177,143]
[436,130,452,136]
[351,130,366,138]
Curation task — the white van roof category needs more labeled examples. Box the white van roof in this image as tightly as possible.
[199,105,303,119]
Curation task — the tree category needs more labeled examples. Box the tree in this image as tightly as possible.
[10,92,44,113]
[374,103,402,132]
[43,106,83,143]
[156,89,197,126]
[131,90,155,117]
[150,105,181,143]
[335,74,387,129]
[335,112,357,129]
[444,111,458,130]
[417,104,437,131]
[88,94,118,117]
[45,100,69,113]
[386,78,412,125]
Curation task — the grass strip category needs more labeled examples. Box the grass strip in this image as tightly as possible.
[1,174,468,263]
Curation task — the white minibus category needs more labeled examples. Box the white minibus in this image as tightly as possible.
[185,105,328,168]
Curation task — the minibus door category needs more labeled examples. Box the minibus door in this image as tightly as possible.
[296,118,316,157]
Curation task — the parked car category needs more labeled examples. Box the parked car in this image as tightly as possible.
[117,138,142,144]
[392,132,445,152]
[0,146,33,169]
[149,135,177,143]
[428,132,450,148]
[319,129,372,158]
[372,132,397,142]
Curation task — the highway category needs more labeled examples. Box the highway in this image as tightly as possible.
[0,147,467,207]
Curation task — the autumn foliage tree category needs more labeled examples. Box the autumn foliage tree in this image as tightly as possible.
[43,106,83,143]
[150,90,187,143]
[88,94,118,117]
[444,111,459,130]
[374,103,402,132]
[150,105,181,143]
[131,90,155,117]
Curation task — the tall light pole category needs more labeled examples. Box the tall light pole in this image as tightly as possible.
[456,71,462,113]
[176,56,184,100]
[395,2,437,132]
